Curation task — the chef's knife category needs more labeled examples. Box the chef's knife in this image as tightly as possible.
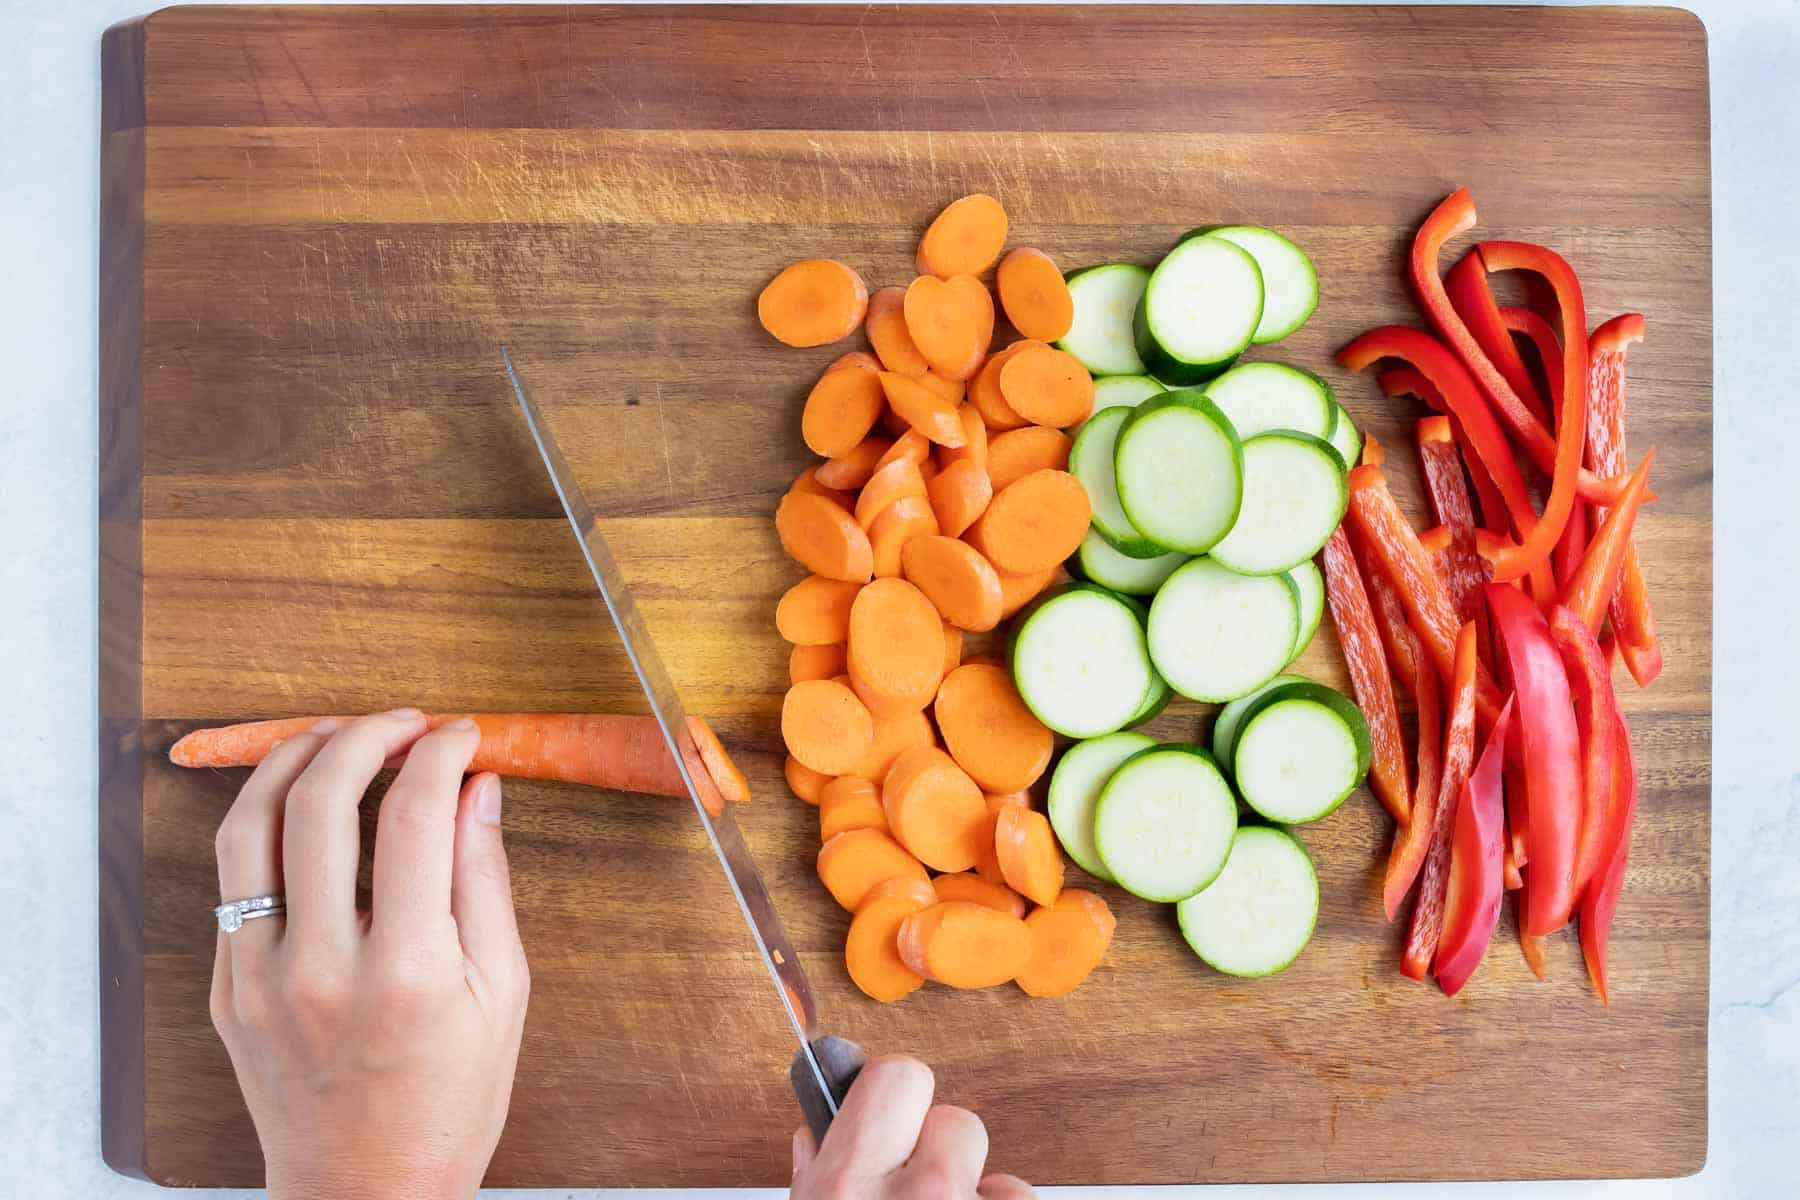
[503,349,864,1142]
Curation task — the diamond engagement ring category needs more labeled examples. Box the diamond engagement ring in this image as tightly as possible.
[214,895,287,933]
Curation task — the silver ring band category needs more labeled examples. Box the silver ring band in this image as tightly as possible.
[215,895,286,933]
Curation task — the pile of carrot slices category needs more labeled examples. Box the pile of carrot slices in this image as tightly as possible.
[761,194,1115,1002]
[1330,187,1659,1001]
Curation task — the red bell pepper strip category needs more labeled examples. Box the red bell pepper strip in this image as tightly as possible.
[1321,526,1411,825]
[1383,369,1511,537]
[1415,417,1492,631]
[1551,500,1590,591]
[1360,535,1428,702]
[1487,582,1583,935]
[1401,621,1479,979]
[1434,696,1516,996]
[1500,305,1566,417]
[1579,717,1638,1004]
[1517,888,1548,980]
[1587,312,1663,688]
[1445,250,1553,434]
[1339,327,1557,593]
[1408,190,1625,509]
[1562,449,1656,634]
[1547,605,1626,901]
[1362,433,1385,469]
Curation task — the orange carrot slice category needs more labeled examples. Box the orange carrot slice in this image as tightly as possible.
[880,406,913,438]
[999,344,1094,428]
[789,641,848,685]
[996,247,1075,342]
[975,791,1031,887]
[969,341,1040,431]
[873,427,932,472]
[827,350,883,374]
[965,469,1091,575]
[994,804,1064,907]
[816,435,894,490]
[866,876,938,909]
[789,465,853,512]
[785,754,833,805]
[881,745,989,872]
[939,405,989,472]
[997,565,1062,619]
[897,901,1032,988]
[846,577,945,716]
[758,259,869,347]
[868,495,940,579]
[855,706,937,784]
[916,193,1009,279]
[924,459,993,539]
[934,663,1054,792]
[819,776,890,840]
[776,491,874,582]
[879,372,968,448]
[903,275,994,381]
[802,355,886,457]
[865,285,931,377]
[933,871,1027,919]
[817,828,929,911]
[845,882,934,1002]
[853,456,929,529]
[985,426,1072,492]
[920,371,968,407]
[775,575,862,645]
[1015,888,1116,998]
[901,535,1005,632]
[781,678,874,775]
[940,620,964,680]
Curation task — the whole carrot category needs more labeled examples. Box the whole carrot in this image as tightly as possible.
[170,713,749,815]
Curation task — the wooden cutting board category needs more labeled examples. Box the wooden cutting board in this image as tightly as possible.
[100,4,1712,1187]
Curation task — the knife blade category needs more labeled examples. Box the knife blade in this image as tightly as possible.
[502,348,863,1142]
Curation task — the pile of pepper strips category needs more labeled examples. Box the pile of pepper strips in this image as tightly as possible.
[1326,187,1660,1000]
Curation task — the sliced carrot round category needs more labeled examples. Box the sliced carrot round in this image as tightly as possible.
[881,745,988,872]
[935,662,1054,792]
[916,193,1009,279]
[933,871,1026,919]
[866,876,939,909]
[938,405,989,472]
[920,371,968,407]
[855,706,937,784]
[819,776,890,841]
[997,247,1076,342]
[785,754,833,805]
[865,285,931,377]
[985,426,1071,492]
[976,790,1031,886]
[901,535,1004,632]
[994,804,1064,907]
[789,641,847,684]
[1015,888,1116,998]
[897,901,1032,988]
[758,259,869,347]
[802,357,886,457]
[999,344,1094,428]
[789,465,853,512]
[879,372,968,448]
[903,275,994,381]
[873,427,932,473]
[969,341,1040,431]
[845,887,933,1002]
[925,458,993,539]
[997,565,1062,619]
[918,456,940,486]
[781,678,874,776]
[853,456,929,529]
[880,406,914,438]
[776,491,874,582]
[965,469,1091,575]
[941,620,963,680]
[775,575,862,645]
[818,828,929,911]
[868,495,940,579]
[846,577,945,716]
[816,435,893,490]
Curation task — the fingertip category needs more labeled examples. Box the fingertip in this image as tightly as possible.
[859,1053,935,1101]
[464,772,503,826]
[791,1126,817,1177]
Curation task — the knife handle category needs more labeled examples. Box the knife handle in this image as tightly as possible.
[790,1035,867,1144]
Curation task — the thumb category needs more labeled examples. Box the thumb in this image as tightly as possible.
[791,1126,818,1179]
[452,773,527,1000]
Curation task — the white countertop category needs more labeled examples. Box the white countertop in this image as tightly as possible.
[2,0,1795,1195]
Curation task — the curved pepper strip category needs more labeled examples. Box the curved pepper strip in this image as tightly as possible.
[1587,313,1664,688]
[1340,327,1556,597]
[1487,583,1583,935]
[1547,605,1626,901]
[1381,368,1510,538]
[1579,716,1639,1005]
[1445,251,1553,433]
[1408,190,1626,509]
[1401,621,1479,980]
[1563,449,1656,634]
[1435,696,1516,996]
[1500,305,1566,416]
[1322,526,1410,825]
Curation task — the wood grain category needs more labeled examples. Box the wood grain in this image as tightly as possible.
[100,4,1711,1186]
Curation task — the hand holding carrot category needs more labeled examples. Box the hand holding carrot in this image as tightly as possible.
[790,1056,1036,1199]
